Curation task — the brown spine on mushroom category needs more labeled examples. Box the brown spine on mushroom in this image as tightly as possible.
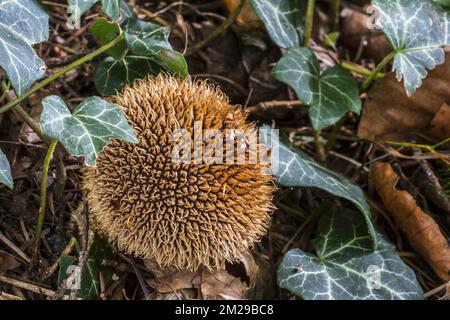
[83,75,275,271]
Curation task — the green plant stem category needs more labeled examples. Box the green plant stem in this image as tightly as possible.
[303,0,316,47]
[30,139,58,270]
[360,51,396,92]
[302,0,324,160]
[341,62,384,78]
[324,114,347,153]
[325,52,396,153]
[0,33,124,115]
[188,0,246,54]
[330,0,341,30]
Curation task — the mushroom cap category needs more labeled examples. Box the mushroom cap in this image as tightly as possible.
[83,75,274,270]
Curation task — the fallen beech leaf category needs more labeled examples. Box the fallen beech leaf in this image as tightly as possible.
[201,269,248,300]
[0,254,20,273]
[371,162,450,282]
[429,103,450,140]
[144,254,254,299]
[224,0,261,27]
[359,53,450,141]
[146,270,200,293]
[340,7,392,63]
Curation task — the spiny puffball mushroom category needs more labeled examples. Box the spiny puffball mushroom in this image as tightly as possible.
[83,75,274,270]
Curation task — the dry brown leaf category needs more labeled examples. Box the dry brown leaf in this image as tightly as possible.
[224,0,261,27]
[143,251,256,299]
[359,52,450,142]
[340,7,392,62]
[200,269,248,300]
[371,162,450,282]
[0,254,20,273]
[145,270,200,293]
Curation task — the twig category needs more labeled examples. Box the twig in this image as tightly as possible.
[417,158,450,214]
[0,275,56,297]
[188,0,246,54]
[424,281,450,299]
[246,100,304,113]
[29,139,58,270]
[41,237,77,281]
[0,231,30,263]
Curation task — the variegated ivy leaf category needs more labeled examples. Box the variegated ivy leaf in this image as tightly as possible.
[261,125,376,244]
[94,56,160,96]
[250,0,303,48]
[373,0,449,96]
[272,48,361,130]
[89,18,127,60]
[0,149,13,189]
[278,207,423,300]
[40,96,138,166]
[124,19,188,78]
[0,0,48,95]
[68,0,120,23]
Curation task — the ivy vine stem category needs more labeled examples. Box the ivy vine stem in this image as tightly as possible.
[30,139,58,270]
[325,51,396,153]
[330,0,341,30]
[188,0,246,54]
[303,0,316,48]
[360,50,396,92]
[0,32,125,115]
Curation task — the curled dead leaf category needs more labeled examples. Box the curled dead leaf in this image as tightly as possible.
[340,7,392,63]
[0,254,20,273]
[224,0,261,27]
[200,269,248,300]
[359,53,450,142]
[371,162,450,282]
[143,251,257,299]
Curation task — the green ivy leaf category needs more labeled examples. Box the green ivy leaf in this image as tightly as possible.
[0,149,13,189]
[124,19,188,78]
[373,0,448,96]
[94,56,161,96]
[0,0,48,95]
[57,236,115,300]
[40,95,138,166]
[250,0,303,48]
[89,18,127,60]
[68,0,120,22]
[278,207,423,300]
[272,48,361,130]
[433,0,450,8]
[261,125,376,244]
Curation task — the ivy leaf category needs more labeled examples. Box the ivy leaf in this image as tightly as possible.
[278,207,423,300]
[0,149,13,189]
[40,95,138,166]
[94,56,160,96]
[57,236,115,300]
[272,48,361,130]
[68,0,120,22]
[100,0,120,21]
[249,0,303,48]
[261,125,376,244]
[124,19,188,78]
[0,0,48,95]
[433,0,450,8]
[373,0,448,96]
[89,18,127,60]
